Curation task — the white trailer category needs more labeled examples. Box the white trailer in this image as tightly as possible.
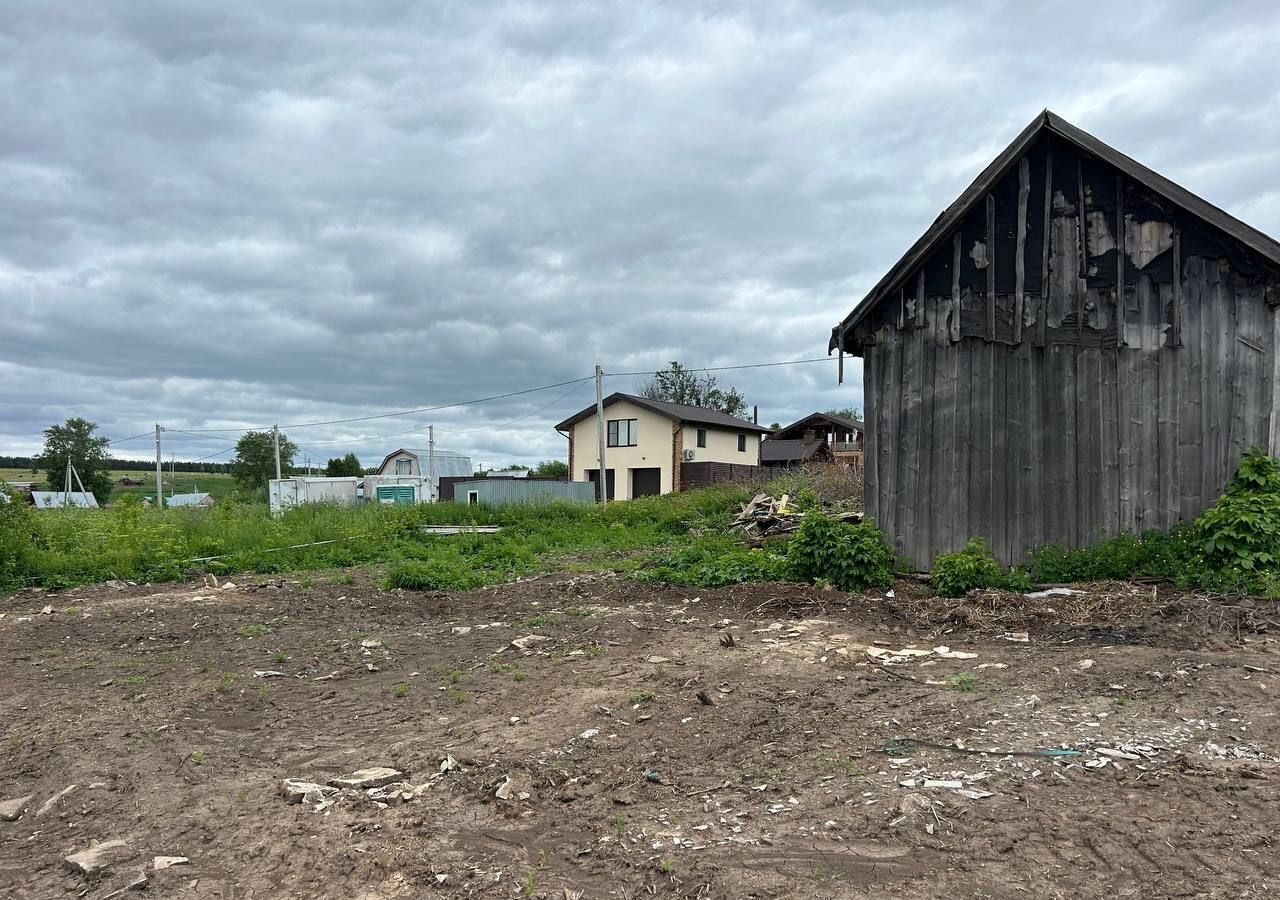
[269,477,360,514]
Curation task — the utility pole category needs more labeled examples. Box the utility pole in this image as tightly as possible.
[64,458,72,505]
[273,425,282,481]
[595,364,607,505]
[428,425,436,502]
[154,424,164,509]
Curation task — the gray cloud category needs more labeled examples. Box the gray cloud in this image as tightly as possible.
[2,0,1279,467]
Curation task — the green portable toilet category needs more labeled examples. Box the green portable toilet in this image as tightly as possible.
[375,484,417,505]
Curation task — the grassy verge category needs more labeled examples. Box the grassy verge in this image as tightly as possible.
[0,485,754,592]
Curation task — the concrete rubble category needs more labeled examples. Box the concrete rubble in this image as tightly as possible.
[64,839,134,875]
[0,793,35,822]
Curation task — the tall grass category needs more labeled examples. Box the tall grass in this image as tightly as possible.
[0,485,752,592]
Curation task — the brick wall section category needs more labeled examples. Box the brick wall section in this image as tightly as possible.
[671,423,683,493]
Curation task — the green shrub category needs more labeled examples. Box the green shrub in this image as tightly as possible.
[931,538,1004,597]
[1195,446,1280,574]
[636,535,788,587]
[785,514,894,592]
[383,558,486,592]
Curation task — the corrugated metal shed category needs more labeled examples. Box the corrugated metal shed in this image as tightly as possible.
[452,479,595,507]
[30,491,98,509]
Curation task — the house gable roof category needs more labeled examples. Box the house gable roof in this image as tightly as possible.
[830,109,1280,349]
[760,439,833,464]
[554,392,771,433]
[775,411,864,437]
[376,448,473,477]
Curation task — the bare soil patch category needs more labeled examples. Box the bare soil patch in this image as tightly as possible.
[1,573,1278,898]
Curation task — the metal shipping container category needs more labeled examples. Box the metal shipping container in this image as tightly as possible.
[451,479,596,507]
[269,477,360,513]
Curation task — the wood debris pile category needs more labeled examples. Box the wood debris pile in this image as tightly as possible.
[730,493,862,537]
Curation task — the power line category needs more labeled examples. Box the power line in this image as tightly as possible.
[437,379,592,435]
[170,375,597,433]
[603,356,837,378]
[105,431,155,447]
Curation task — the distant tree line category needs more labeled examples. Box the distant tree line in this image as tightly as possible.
[0,454,233,474]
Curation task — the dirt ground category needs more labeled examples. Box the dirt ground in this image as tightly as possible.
[1,570,1278,899]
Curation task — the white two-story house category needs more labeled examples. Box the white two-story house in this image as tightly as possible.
[554,393,770,500]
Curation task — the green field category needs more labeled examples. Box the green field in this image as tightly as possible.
[0,468,238,502]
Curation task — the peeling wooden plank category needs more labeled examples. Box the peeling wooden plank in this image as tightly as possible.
[1076,159,1087,334]
[915,270,926,329]
[951,232,962,343]
[1015,157,1029,344]
[1038,143,1052,346]
[1170,223,1183,347]
[1115,174,1126,347]
[986,194,996,341]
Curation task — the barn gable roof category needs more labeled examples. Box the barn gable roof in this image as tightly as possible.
[830,109,1280,349]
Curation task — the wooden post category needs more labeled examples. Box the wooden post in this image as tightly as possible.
[1015,157,1029,344]
[986,193,996,341]
[1116,174,1126,346]
[837,323,845,384]
[951,232,962,343]
[1171,221,1183,347]
[1038,144,1053,346]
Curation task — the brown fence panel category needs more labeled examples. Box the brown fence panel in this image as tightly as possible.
[680,462,765,490]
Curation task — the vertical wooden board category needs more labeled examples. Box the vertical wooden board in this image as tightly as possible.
[1121,329,1145,535]
[1178,261,1204,520]
[1039,345,1060,548]
[1099,346,1122,539]
[1156,284,1181,529]
[1007,347,1030,564]
[863,345,879,524]
[942,332,962,555]
[879,334,900,544]
[952,340,973,552]
[950,233,962,343]
[1230,280,1266,467]
[1025,345,1045,559]
[918,307,940,566]
[1038,143,1053,345]
[1075,347,1097,546]
[1015,157,1029,345]
[897,328,921,567]
[974,342,995,548]
[990,344,1009,563]
[1060,347,1079,547]
[986,195,997,341]
[1210,262,1234,498]
[1138,276,1161,530]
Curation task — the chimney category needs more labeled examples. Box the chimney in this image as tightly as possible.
[802,428,817,446]
[753,405,758,424]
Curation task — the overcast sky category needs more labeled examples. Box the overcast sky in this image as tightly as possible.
[3,1,1279,468]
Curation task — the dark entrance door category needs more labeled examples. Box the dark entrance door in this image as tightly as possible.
[631,468,661,497]
[585,468,615,500]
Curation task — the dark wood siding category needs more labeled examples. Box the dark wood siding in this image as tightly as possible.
[854,132,1280,566]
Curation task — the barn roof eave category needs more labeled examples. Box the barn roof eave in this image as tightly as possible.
[828,109,1280,353]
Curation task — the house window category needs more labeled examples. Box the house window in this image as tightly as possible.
[607,418,638,447]
[696,428,707,448]
[737,434,747,452]
[395,458,412,475]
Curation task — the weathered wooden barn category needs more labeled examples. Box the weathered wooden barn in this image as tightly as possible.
[830,110,1280,566]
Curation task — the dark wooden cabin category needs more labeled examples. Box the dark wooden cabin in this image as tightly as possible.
[830,110,1280,566]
